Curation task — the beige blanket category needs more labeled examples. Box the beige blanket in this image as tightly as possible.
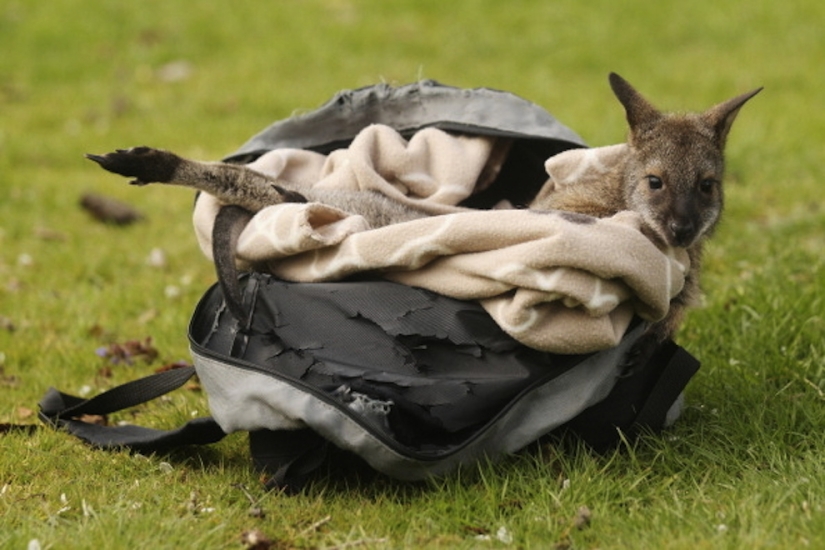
[193,124,688,354]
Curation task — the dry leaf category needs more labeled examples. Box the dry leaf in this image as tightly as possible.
[156,60,193,82]
[78,414,108,426]
[154,360,192,373]
[240,529,273,550]
[79,192,144,225]
[574,505,592,529]
[34,227,67,241]
[96,337,159,365]
[0,367,19,388]
[97,365,113,379]
[1,316,16,332]
[138,309,158,324]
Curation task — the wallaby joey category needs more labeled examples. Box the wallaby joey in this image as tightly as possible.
[87,73,761,345]
[534,73,761,343]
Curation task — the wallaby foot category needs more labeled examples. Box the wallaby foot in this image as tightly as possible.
[86,147,182,186]
[86,146,307,212]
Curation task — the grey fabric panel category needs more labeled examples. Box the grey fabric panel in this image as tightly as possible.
[193,350,433,480]
[194,352,309,433]
[223,80,586,160]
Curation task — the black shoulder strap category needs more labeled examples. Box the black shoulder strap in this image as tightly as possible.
[631,341,700,431]
[560,340,700,451]
[249,429,329,494]
[38,367,226,452]
[38,367,328,492]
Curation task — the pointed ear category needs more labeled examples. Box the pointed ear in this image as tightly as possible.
[609,72,662,131]
[703,86,763,146]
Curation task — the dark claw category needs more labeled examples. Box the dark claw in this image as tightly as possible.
[85,153,146,185]
[85,147,181,184]
[85,153,107,165]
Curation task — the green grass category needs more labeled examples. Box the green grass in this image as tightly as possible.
[2,0,824,548]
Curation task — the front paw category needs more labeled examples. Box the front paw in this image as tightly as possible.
[85,147,181,185]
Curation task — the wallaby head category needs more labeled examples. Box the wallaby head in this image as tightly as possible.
[608,73,762,248]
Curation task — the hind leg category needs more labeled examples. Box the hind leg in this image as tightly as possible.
[86,146,306,212]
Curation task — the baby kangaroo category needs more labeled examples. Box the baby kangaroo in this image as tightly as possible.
[87,73,760,344]
[536,73,761,342]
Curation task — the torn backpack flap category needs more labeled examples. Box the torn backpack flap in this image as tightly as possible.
[39,273,699,492]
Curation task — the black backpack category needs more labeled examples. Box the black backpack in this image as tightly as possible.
[39,82,699,492]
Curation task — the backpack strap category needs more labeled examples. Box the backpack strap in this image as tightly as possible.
[38,366,328,492]
[630,341,700,431]
[560,339,700,451]
[38,366,226,452]
[248,429,329,494]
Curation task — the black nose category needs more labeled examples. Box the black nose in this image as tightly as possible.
[669,220,695,246]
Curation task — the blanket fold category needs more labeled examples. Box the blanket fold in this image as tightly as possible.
[194,124,688,354]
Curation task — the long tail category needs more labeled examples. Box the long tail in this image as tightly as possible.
[212,205,254,321]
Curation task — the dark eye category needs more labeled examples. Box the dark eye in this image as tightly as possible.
[699,178,717,193]
[647,175,663,190]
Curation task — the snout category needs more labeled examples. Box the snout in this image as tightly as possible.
[668,218,697,247]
